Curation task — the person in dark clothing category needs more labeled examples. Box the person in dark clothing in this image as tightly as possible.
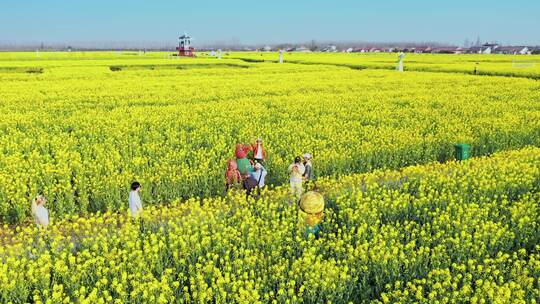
[303,153,313,183]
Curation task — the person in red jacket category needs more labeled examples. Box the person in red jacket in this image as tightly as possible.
[235,144,251,159]
[224,159,242,191]
[251,138,267,164]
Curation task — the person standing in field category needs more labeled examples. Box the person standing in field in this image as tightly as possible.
[250,162,267,196]
[224,159,242,191]
[252,138,267,164]
[129,181,143,217]
[396,52,405,72]
[288,156,305,202]
[235,144,254,177]
[298,190,325,237]
[31,194,49,228]
[242,172,259,200]
[303,153,314,185]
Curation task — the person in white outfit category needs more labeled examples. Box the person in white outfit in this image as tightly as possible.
[250,162,268,192]
[129,181,143,217]
[288,156,306,202]
[31,194,49,228]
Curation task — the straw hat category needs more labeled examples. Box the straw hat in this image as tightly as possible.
[299,191,324,214]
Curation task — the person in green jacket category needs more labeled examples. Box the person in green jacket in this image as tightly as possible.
[237,157,254,176]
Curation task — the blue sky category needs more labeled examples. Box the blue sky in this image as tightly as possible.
[1,0,539,46]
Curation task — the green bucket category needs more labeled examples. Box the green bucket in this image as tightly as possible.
[454,144,471,161]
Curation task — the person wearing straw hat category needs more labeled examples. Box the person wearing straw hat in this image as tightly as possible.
[31,194,49,228]
[298,191,325,236]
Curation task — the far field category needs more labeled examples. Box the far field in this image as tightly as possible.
[0,51,539,223]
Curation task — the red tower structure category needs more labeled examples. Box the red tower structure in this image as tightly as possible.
[177,33,195,57]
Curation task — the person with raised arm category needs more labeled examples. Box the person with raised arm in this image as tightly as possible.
[288,156,305,202]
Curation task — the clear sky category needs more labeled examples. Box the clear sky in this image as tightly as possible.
[1,0,539,46]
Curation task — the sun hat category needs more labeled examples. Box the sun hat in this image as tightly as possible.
[299,191,324,214]
[299,191,325,226]
[303,153,312,159]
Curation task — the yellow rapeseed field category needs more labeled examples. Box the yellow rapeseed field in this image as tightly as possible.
[0,52,539,223]
[0,147,539,303]
[227,52,540,79]
[0,52,539,302]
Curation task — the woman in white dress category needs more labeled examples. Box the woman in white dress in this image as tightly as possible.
[129,181,143,217]
[31,195,49,228]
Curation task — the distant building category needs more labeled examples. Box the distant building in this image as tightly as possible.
[468,43,499,54]
[464,44,537,55]
[299,43,540,55]
[352,48,368,53]
[296,46,311,52]
[322,45,337,52]
[412,47,431,53]
[177,33,195,57]
[494,46,530,55]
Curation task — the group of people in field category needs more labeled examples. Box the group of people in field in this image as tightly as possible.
[224,138,314,201]
[29,138,317,229]
[224,138,268,197]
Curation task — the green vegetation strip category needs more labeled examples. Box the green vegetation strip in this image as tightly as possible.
[109,63,250,71]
